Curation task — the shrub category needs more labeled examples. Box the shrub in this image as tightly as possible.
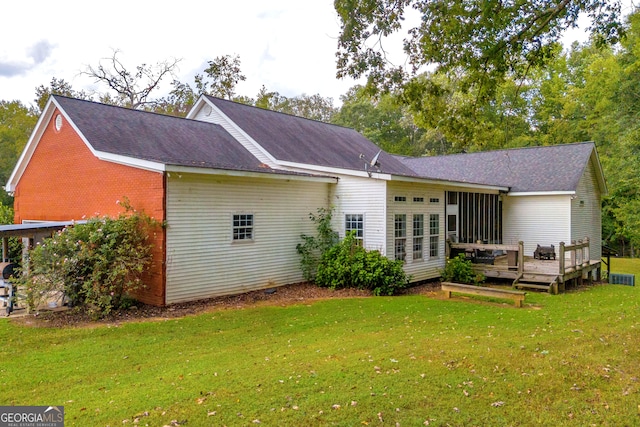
[26,201,161,318]
[315,232,408,295]
[441,253,485,285]
[296,208,339,281]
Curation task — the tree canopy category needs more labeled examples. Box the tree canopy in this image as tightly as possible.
[334,0,624,99]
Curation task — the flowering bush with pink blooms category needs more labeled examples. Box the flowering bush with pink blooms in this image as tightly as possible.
[26,200,162,319]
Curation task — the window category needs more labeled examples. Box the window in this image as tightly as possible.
[394,196,407,202]
[345,214,364,243]
[395,214,407,261]
[429,197,440,204]
[413,214,424,260]
[233,214,253,240]
[429,214,439,257]
[413,197,424,203]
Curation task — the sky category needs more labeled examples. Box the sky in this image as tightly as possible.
[0,0,369,108]
[0,1,626,110]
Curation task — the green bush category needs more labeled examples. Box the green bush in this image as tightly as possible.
[315,232,408,295]
[296,208,339,281]
[26,201,161,318]
[441,253,485,285]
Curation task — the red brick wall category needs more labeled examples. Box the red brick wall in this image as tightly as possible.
[14,108,166,306]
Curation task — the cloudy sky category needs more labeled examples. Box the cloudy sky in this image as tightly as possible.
[1,1,621,109]
[0,0,375,108]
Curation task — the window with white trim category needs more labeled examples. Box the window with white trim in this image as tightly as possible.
[233,214,253,240]
[413,214,424,260]
[429,214,439,257]
[394,214,407,261]
[345,214,364,244]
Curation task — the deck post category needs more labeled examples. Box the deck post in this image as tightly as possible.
[518,241,524,276]
[583,237,590,268]
[1,237,7,262]
[559,242,565,275]
[570,240,576,271]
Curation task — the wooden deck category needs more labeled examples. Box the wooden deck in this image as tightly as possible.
[449,239,601,294]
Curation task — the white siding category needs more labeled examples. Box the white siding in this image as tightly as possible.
[386,181,448,282]
[571,160,602,259]
[165,173,331,303]
[502,195,571,257]
[330,175,387,253]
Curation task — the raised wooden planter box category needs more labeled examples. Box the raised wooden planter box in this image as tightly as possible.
[441,282,526,307]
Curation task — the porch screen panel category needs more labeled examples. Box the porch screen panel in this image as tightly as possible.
[454,192,502,244]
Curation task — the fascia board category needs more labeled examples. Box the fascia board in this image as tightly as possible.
[165,164,338,184]
[6,98,58,192]
[391,174,509,192]
[93,151,165,172]
[276,160,392,180]
[507,191,575,197]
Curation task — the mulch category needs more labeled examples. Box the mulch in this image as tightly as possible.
[9,281,441,328]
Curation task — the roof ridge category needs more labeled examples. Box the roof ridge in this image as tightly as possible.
[204,95,355,131]
[53,94,205,124]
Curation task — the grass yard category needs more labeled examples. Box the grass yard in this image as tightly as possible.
[1,263,639,426]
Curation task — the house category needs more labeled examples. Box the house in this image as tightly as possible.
[4,95,606,305]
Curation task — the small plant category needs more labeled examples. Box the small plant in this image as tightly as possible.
[441,253,485,285]
[26,199,161,319]
[315,232,408,295]
[296,207,339,281]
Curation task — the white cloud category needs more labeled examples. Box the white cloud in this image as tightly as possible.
[0,0,361,107]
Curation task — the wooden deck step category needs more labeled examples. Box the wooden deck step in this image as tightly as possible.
[519,273,559,283]
[514,278,559,294]
[514,282,551,290]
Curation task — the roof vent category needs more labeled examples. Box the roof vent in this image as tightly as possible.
[54,114,63,131]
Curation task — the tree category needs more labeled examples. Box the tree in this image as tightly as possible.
[202,54,247,100]
[83,49,180,109]
[0,101,38,205]
[333,85,427,155]
[34,77,92,113]
[334,0,624,101]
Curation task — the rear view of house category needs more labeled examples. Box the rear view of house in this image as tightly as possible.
[4,95,606,305]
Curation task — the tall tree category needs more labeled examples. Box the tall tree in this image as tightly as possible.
[202,54,247,100]
[334,0,623,101]
[83,50,180,109]
[0,101,38,205]
[34,77,92,112]
[333,85,427,155]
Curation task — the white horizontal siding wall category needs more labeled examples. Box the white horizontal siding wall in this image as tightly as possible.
[386,181,448,282]
[165,173,331,303]
[572,161,602,259]
[330,175,387,253]
[502,195,571,257]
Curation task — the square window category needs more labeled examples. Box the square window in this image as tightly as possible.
[233,214,253,240]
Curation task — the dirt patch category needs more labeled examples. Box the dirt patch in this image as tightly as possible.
[10,282,441,328]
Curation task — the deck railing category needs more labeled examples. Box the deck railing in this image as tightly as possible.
[559,237,590,276]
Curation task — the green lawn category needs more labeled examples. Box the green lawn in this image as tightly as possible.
[1,262,639,426]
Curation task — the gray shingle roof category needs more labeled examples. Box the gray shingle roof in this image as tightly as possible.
[54,96,292,175]
[206,96,416,176]
[395,142,598,192]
